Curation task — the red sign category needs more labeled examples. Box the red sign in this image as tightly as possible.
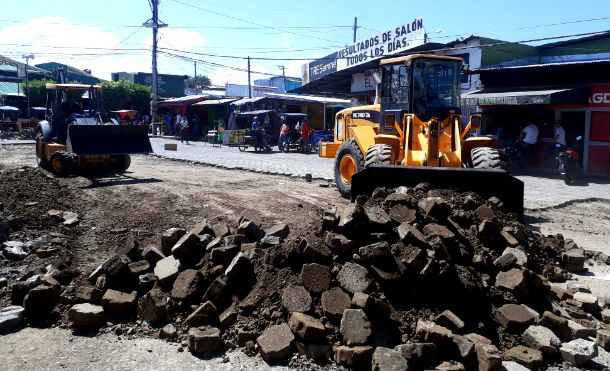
[589,85,610,107]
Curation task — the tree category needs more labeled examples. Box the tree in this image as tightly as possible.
[99,80,151,113]
[22,79,152,114]
[20,79,54,108]
[186,75,211,89]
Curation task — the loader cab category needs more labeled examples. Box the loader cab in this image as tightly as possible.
[379,55,463,134]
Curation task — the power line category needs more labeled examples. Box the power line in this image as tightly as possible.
[159,50,276,77]
[0,18,355,30]
[159,30,610,61]
[167,0,347,45]
[82,26,145,61]
[2,30,606,61]
[428,16,610,40]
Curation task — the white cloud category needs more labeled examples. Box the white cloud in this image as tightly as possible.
[281,33,291,47]
[0,17,205,81]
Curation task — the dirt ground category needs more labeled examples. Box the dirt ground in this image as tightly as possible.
[0,144,345,371]
[1,144,609,370]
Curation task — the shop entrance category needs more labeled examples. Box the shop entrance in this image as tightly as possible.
[560,111,585,147]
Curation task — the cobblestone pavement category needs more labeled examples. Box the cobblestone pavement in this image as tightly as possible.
[151,137,610,209]
[4,138,609,209]
[517,173,610,210]
[0,139,35,145]
[150,137,335,181]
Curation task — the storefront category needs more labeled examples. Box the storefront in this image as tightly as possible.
[464,60,610,173]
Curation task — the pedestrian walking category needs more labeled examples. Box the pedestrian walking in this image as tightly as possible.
[278,118,289,151]
[180,115,190,144]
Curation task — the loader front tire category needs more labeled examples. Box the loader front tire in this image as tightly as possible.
[334,139,364,199]
[50,151,76,177]
[35,136,49,169]
[109,155,131,174]
[471,147,502,169]
[365,144,393,168]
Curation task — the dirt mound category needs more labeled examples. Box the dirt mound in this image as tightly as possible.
[2,178,608,370]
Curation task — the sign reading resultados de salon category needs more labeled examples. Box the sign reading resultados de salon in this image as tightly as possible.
[304,18,425,84]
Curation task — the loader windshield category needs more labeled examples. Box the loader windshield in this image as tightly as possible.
[412,59,461,119]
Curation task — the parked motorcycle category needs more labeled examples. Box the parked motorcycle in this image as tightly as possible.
[556,136,583,185]
[499,138,525,171]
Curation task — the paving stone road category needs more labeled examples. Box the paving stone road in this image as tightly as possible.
[3,138,608,209]
[150,137,335,181]
[150,137,610,209]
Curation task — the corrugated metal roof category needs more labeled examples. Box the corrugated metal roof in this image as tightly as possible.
[263,92,350,104]
[193,98,237,106]
[0,81,19,94]
[470,59,609,74]
[231,96,266,106]
[158,95,210,105]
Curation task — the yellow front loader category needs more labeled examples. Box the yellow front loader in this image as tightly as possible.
[331,54,523,216]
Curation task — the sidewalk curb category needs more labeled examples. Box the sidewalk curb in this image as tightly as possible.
[147,153,335,183]
[0,141,36,146]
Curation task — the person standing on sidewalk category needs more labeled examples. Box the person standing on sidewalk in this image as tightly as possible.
[164,113,173,135]
[520,121,539,165]
[278,117,289,151]
[180,115,190,144]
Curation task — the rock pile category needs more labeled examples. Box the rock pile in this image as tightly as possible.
[2,184,610,371]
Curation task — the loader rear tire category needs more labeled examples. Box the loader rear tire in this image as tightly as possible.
[364,144,393,168]
[334,139,364,199]
[110,155,131,174]
[50,151,76,177]
[471,147,502,169]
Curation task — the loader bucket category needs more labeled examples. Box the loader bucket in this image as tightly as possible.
[351,165,525,219]
[66,125,152,156]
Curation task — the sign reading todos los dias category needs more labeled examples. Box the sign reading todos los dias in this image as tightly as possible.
[303,18,425,84]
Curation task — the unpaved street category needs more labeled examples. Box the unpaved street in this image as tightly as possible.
[1,143,609,370]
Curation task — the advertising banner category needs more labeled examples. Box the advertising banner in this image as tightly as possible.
[305,18,425,84]
[351,69,381,93]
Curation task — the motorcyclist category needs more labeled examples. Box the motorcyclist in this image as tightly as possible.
[251,116,270,151]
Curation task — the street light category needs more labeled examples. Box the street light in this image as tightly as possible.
[22,54,34,118]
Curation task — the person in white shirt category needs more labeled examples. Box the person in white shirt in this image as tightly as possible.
[520,122,539,164]
[554,121,566,146]
[546,120,567,167]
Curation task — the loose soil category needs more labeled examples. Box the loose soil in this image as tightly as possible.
[1,144,609,371]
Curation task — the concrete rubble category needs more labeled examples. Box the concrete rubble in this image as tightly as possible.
[2,185,609,371]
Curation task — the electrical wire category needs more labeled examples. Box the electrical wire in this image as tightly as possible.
[154,30,610,61]
[82,26,145,61]
[167,0,347,45]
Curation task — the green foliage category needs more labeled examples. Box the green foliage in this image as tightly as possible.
[186,75,211,89]
[22,79,151,113]
[20,79,54,107]
[99,80,151,113]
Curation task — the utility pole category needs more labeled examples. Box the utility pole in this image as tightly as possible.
[143,0,167,122]
[193,61,197,91]
[247,56,251,98]
[353,17,358,43]
[22,54,34,118]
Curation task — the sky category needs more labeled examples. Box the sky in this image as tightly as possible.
[0,0,608,86]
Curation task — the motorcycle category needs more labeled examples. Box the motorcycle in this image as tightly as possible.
[499,138,525,171]
[555,136,583,185]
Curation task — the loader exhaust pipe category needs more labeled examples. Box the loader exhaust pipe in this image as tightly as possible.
[373,71,382,105]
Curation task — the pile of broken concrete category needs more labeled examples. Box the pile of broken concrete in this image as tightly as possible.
[2,184,610,371]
